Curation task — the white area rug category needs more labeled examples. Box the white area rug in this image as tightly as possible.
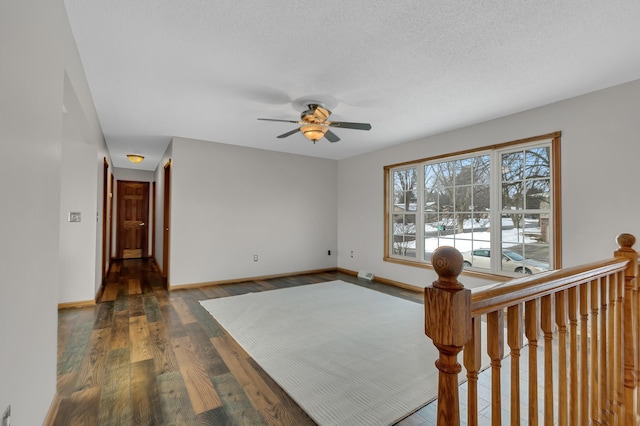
[200,281,443,426]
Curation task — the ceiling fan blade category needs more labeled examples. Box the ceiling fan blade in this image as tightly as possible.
[258,118,301,124]
[324,130,340,143]
[277,128,300,138]
[327,121,372,131]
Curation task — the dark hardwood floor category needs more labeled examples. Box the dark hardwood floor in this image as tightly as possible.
[50,259,434,425]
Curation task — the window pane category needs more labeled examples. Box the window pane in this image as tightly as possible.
[438,213,456,231]
[461,245,491,271]
[455,158,473,185]
[424,164,439,187]
[522,242,550,265]
[501,213,524,244]
[405,214,416,234]
[455,186,472,212]
[424,213,440,237]
[524,147,550,179]
[453,239,472,254]
[448,212,463,236]
[474,155,491,184]
[392,215,404,235]
[393,235,416,257]
[439,235,455,248]
[392,214,415,234]
[404,236,416,258]
[473,184,490,211]
[500,244,525,274]
[501,242,550,275]
[469,213,490,235]
[456,220,473,244]
[437,187,454,213]
[500,213,550,274]
[525,179,550,209]
[424,235,439,259]
[407,190,417,211]
[393,170,405,191]
[426,162,457,190]
[424,190,433,210]
[394,169,417,191]
[502,151,524,181]
[502,181,523,210]
[393,214,416,235]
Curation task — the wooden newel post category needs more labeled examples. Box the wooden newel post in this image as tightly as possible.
[614,233,638,425]
[424,246,471,426]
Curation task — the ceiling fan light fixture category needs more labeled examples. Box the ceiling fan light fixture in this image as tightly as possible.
[300,124,328,143]
[257,101,371,144]
[127,154,145,163]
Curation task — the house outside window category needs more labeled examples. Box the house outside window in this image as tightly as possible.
[384,132,560,276]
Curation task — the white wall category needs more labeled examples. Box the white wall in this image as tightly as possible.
[0,0,105,422]
[61,6,109,302]
[168,137,338,287]
[59,107,99,303]
[113,167,156,183]
[338,79,640,289]
[0,0,71,423]
[58,70,108,303]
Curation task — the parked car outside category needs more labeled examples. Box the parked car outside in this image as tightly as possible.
[461,248,549,274]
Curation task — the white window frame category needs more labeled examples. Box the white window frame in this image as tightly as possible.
[384,132,561,276]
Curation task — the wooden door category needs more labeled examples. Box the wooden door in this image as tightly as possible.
[117,181,149,259]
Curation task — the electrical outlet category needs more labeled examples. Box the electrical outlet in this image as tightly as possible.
[253,255,258,262]
[350,250,354,258]
[2,405,10,426]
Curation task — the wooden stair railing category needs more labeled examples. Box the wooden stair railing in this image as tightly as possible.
[424,233,638,425]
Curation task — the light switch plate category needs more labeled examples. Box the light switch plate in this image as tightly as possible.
[68,211,81,222]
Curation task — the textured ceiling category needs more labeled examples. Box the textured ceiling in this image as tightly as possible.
[63,0,640,171]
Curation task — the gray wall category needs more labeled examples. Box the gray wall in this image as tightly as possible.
[0,0,105,422]
[167,137,338,287]
[338,79,640,289]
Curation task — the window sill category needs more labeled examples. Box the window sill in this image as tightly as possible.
[384,256,512,282]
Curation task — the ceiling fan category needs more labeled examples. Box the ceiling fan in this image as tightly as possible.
[258,104,372,143]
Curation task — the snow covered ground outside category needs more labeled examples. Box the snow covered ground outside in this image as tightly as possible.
[397,217,542,253]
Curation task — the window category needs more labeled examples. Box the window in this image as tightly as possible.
[384,132,560,276]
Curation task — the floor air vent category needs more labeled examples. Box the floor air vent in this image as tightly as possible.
[357,271,375,281]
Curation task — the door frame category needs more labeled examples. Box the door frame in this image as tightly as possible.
[116,180,150,259]
[101,158,109,281]
[162,160,171,286]
[152,181,156,259]
[109,174,114,260]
